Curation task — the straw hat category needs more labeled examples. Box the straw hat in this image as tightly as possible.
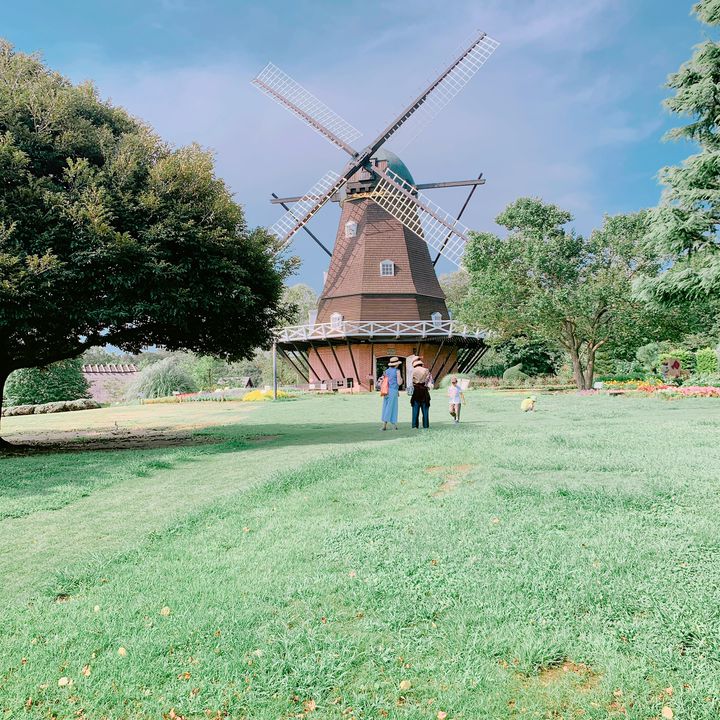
[412,358,424,367]
[388,356,402,367]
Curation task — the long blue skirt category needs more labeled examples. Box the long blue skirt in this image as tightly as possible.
[382,390,399,423]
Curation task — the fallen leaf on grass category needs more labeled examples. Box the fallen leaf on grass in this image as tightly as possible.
[348,570,357,578]
[399,680,411,692]
[93,605,100,613]
[58,677,73,687]
[303,699,317,713]
[81,665,91,677]
[165,709,187,720]
[662,708,674,719]
[491,517,500,525]
[160,606,171,617]
[243,527,250,533]
[437,712,448,720]
[178,671,191,680]
[118,647,127,657]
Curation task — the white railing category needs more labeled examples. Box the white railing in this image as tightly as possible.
[276,319,486,342]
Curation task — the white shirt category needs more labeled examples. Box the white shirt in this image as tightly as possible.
[448,385,462,404]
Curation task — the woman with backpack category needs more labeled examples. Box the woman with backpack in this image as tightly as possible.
[410,357,432,429]
[378,356,403,431]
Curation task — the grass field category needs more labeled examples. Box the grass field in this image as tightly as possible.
[1,391,719,719]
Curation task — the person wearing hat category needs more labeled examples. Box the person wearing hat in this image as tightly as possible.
[410,357,431,429]
[378,356,403,430]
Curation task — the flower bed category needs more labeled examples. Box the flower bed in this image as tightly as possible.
[634,383,720,398]
[241,389,292,402]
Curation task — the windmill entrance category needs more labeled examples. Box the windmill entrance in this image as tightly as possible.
[374,355,407,387]
[253,31,499,389]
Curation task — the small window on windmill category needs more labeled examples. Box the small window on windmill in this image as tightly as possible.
[380,260,395,277]
[345,220,358,238]
[431,311,443,328]
[330,312,343,330]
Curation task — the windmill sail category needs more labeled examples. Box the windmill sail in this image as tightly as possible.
[370,167,471,267]
[271,170,347,249]
[366,32,499,155]
[252,63,361,156]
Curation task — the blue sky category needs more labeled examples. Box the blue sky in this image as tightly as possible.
[5,0,706,290]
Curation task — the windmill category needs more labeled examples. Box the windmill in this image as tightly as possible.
[253,31,498,390]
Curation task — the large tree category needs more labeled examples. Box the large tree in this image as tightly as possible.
[636,0,720,303]
[462,199,674,389]
[282,282,319,325]
[0,42,291,441]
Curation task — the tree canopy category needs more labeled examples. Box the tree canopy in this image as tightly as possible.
[637,0,720,303]
[0,41,291,433]
[462,199,689,389]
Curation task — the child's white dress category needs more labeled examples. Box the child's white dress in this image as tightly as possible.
[448,385,462,405]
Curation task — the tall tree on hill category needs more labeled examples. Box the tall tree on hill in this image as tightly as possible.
[0,42,292,444]
[636,0,720,303]
[462,199,691,389]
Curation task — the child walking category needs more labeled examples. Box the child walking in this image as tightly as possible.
[448,376,465,423]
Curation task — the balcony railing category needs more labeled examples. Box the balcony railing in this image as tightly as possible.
[276,319,486,343]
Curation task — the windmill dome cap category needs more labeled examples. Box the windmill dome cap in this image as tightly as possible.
[372,147,415,186]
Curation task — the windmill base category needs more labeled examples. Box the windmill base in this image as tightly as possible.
[275,330,487,391]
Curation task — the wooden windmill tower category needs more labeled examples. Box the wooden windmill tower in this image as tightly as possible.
[252,32,498,390]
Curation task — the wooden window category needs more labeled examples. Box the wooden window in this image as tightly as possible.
[380,260,395,277]
[330,312,343,330]
[345,221,358,238]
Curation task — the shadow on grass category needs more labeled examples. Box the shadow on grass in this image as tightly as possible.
[0,414,487,458]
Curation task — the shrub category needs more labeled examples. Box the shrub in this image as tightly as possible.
[613,359,644,376]
[696,347,719,375]
[595,373,646,383]
[5,359,90,406]
[127,357,197,400]
[687,374,720,387]
[502,363,529,385]
[636,341,671,375]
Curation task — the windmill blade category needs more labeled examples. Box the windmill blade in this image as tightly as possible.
[252,63,362,156]
[367,32,499,156]
[271,193,332,257]
[370,166,471,267]
[271,170,347,250]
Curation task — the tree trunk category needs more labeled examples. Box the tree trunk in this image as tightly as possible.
[584,348,596,390]
[567,346,588,390]
[0,370,11,449]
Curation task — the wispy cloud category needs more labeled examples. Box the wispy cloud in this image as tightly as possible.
[54,0,688,284]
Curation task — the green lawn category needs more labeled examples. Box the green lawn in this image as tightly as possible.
[1,391,719,719]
